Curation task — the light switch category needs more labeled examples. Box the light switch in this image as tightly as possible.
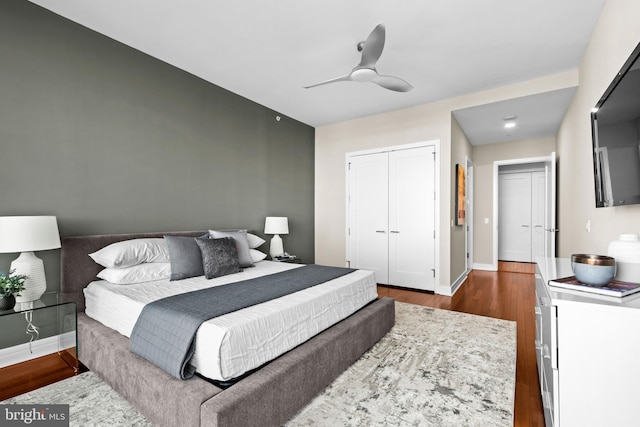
[484,218,489,224]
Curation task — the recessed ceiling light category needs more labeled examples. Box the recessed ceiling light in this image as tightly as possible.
[503,114,517,129]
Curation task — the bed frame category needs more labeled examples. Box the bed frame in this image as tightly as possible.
[60,231,395,427]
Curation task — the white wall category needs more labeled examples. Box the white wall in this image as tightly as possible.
[557,0,640,257]
[315,71,578,291]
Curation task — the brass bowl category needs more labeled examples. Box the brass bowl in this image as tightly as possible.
[571,254,616,286]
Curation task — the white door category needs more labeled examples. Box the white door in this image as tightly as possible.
[388,147,436,291]
[532,171,546,260]
[499,172,532,262]
[347,152,389,283]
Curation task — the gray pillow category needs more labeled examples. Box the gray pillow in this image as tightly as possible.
[196,237,241,279]
[164,235,205,281]
[208,230,254,268]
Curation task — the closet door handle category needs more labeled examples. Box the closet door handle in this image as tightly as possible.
[534,225,543,228]
[390,230,400,234]
[521,225,530,228]
[375,230,387,234]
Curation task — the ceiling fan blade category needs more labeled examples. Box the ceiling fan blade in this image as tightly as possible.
[303,74,353,89]
[372,74,414,92]
[358,24,385,68]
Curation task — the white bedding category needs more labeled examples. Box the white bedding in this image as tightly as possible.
[83,261,377,381]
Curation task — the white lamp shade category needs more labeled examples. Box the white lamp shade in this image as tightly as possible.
[0,216,61,253]
[0,216,61,303]
[264,217,289,235]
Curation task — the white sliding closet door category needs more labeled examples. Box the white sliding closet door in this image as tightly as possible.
[388,147,436,290]
[347,145,436,291]
[347,152,389,283]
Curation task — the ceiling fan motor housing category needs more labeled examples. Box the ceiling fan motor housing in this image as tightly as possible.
[351,67,377,82]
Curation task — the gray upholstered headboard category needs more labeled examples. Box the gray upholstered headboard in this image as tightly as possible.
[60,231,205,312]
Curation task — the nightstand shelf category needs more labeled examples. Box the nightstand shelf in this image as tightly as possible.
[270,256,303,264]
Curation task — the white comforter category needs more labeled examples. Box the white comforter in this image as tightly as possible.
[84,261,377,381]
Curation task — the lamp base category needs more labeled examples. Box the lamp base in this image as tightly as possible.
[11,252,47,303]
[269,235,285,258]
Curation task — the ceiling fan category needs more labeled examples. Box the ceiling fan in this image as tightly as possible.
[304,23,413,92]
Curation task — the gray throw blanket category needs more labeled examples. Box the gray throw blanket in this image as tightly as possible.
[130,264,355,379]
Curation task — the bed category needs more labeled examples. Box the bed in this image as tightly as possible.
[61,231,395,427]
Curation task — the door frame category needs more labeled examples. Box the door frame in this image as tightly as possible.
[491,154,556,270]
[465,156,474,274]
[345,140,441,292]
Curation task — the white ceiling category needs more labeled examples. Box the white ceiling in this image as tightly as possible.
[453,87,578,145]
[28,0,605,144]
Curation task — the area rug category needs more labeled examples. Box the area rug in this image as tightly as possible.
[287,302,516,426]
[2,302,516,426]
[2,370,152,426]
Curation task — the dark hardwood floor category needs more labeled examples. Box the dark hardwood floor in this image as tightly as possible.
[0,351,78,401]
[378,262,544,427]
[2,264,543,426]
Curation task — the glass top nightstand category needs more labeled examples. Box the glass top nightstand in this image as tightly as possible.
[0,291,61,316]
[270,255,303,264]
[0,292,78,374]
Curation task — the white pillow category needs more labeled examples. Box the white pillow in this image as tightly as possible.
[89,238,170,269]
[246,233,266,249]
[250,249,267,263]
[97,263,171,285]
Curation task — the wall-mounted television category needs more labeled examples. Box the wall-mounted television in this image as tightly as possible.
[591,42,640,207]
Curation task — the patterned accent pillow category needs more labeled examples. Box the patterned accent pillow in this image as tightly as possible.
[196,237,242,279]
[208,230,254,268]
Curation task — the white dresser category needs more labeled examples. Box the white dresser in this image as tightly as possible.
[536,257,640,427]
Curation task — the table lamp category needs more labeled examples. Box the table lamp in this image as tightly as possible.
[264,217,289,258]
[0,216,61,302]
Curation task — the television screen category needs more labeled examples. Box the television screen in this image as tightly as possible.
[592,42,640,207]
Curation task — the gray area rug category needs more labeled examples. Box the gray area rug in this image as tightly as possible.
[3,370,151,426]
[3,302,516,426]
[287,302,516,426]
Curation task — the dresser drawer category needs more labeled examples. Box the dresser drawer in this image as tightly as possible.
[541,356,557,427]
[538,295,558,369]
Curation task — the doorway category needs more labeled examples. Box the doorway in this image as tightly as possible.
[465,156,474,273]
[492,153,556,269]
[498,165,545,262]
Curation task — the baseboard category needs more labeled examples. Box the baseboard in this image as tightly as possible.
[435,283,452,296]
[0,332,75,368]
[450,271,469,296]
[473,263,498,271]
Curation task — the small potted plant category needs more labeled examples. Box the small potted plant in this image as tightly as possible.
[0,270,27,310]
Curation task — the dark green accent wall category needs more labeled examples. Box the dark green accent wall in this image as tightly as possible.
[0,0,315,323]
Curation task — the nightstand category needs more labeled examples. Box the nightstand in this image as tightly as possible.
[0,293,78,400]
[271,256,303,264]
